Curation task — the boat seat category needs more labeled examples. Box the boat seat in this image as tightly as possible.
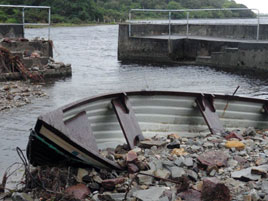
[196,94,224,134]
[111,93,145,149]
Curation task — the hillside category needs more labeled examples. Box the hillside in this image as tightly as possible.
[0,0,254,24]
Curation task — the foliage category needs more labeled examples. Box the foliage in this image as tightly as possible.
[0,0,255,24]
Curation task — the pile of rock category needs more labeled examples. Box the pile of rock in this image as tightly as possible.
[0,81,46,111]
[1,127,268,201]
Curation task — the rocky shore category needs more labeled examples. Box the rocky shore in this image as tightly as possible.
[1,127,268,201]
[0,81,46,112]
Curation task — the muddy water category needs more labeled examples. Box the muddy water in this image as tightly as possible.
[0,25,267,175]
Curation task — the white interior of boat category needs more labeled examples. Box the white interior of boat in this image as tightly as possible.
[59,94,267,149]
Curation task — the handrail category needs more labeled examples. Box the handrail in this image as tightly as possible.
[129,8,260,40]
[0,4,51,39]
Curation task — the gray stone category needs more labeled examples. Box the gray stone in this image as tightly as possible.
[174,157,184,167]
[12,193,33,201]
[209,169,217,177]
[261,181,268,194]
[249,189,259,201]
[187,170,198,181]
[159,197,169,201]
[99,192,126,201]
[170,167,185,179]
[227,159,238,168]
[133,187,166,201]
[203,142,214,148]
[243,127,257,137]
[191,145,201,152]
[231,167,261,181]
[154,169,170,179]
[138,170,154,185]
[162,161,174,170]
[183,157,194,167]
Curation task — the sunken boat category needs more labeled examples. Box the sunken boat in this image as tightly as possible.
[26,91,268,170]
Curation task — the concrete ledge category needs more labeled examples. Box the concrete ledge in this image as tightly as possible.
[0,66,72,82]
[0,25,24,38]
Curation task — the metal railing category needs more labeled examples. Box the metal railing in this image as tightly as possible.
[0,4,51,39]
[129,8,260,40]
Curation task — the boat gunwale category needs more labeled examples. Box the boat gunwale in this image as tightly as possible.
[60,91,268,114]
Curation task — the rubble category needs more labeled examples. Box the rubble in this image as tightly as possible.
[0,81,46,112]
[1,128,268,201]
[0,38,72,82]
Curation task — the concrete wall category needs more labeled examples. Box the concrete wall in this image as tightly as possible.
[129,23,268,40]
[118,24,268,74]
[119,24,178,63]
[1,40,53,58]
[0,25,24,38]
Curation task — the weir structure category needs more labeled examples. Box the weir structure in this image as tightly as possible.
[118,8,268,75]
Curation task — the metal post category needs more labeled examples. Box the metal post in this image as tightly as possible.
[186,12,189,38]
[168,11,171,53]
[129,12,131,37]
[257,10,260,40]
[168,11,171,40]
[22,8,25,37]
[48,8,51,40]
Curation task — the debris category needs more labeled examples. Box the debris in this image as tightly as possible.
[2,128,268,201]
[65,183,91,200]
[225,141,245,150]
[0,81,46,112]
[0,47,43,82]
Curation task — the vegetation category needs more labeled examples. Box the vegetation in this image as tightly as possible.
[0,0,255,24]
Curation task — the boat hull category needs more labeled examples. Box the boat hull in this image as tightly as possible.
[26,91,268,168]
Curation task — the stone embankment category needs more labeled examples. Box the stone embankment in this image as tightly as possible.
[1,127,268,201]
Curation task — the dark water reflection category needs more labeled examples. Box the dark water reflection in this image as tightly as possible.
[0,25,267,175]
